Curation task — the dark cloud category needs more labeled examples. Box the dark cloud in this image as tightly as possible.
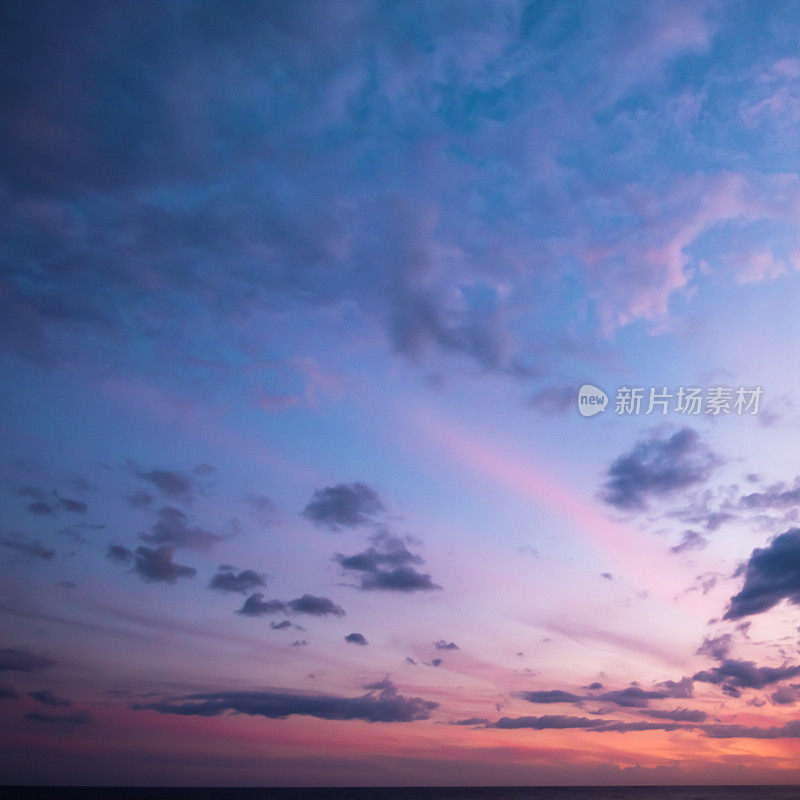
[26,710,92,726]
[58,497,87,513]
[703,720,800,739]
[136,469,194,499]
[740,483,800,510]
[238,593,286,617]
[133,545,196,583]
[594,687,670,708]
[602,428,719,510]
[0,648,55,673]
[670,530,708,554]
[302,483,384,530]
[133,680,437,723]
[693,659,800,692]
[345,633,368,646]
[139,506,223,551]
[770,684,800,705]
[0,535,55,560]
[491,715,603,730]
[335,531,440,592]
[124,490,154,509]
[696,634,732,660]
[287,594,345,617]
[429,658,442,668]
[270,620,292,630]
[106,544,133,563]
[516,690,584,705]
[451,717,490,726]
[435,640,459,651]
[643,708,707,723]
[27,501,54,515]
[292,640,308,647]
[725,529,800,620]
[653,677,694,699]
[209,568,265,594]
[28,690,72,708]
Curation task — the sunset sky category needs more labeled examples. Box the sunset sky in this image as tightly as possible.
[6,0,800,787]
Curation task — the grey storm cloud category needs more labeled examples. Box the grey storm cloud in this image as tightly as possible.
[132,545,197,583]
[302,482,384,530]
[28,690,72,708]
[0,648,55,673]
[335,531,440,592]
[693,659,800,692]
[345,633,368,646]
[725,529,800,620]
[435,640,459,651]
[602,428,719,510]
[209,568,265,594]
[238,593,344,618]
[132,679,437,723]
[0,535,55,560]
[136,469,194,499]
[139,506,223,551]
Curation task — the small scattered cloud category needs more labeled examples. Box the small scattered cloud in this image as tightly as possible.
[238,594,286,617]
[345,633,368,646]
[435,640,459,651]
[139,506,223,551]
[135,469,194,500]
[602,428,720,510]
[287,594,345,617]
[671,530,708,554]
[0,535,55,561]
[132,545,196,584]
[209,568,265,594]
[28,690,72,708]
[302,483,384,530]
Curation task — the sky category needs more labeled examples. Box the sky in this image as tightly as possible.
[6,0,800,788]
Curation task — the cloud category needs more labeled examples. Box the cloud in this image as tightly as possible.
[335,531,441,592]
[106,544,133,563]
[491,715,605,730]
[132,679,437,723]
[451,717,490,726]
[703,720,800,739]
[345,633,368,646]
[139,506,223,551]
[527,385,580,416]
[435,640,459,651]
[238,593,286,617]
[0,684,17,699]
[244,495,278,525]
[670,530,708,554]
[270,620,292,630]
[28,690,72,708]
[302,483,384,530]
[602,428,719,510]
[770,684,800,705]
[725,529,800,619]
[209,568,265,594]
[58,498,87,513]
[0,648,55,673]
[696,633,733,660]
[26,710,92,726]
[287,594,345,617]
[693,659,800,692]
[740,482,800,510]
[136,469,194,499]
[0,535,55,560]
[643,708,707,723]
[515,690,585,705]
[124,490,154,509]
[132,545,196,583]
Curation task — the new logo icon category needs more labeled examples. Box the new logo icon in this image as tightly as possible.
[577,384,608,417]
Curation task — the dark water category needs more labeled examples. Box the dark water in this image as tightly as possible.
[2,788,800,800]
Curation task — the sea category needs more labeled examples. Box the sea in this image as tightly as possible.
[2,788,800,800]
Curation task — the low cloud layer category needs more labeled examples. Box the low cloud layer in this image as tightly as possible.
[133,679,437,723]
